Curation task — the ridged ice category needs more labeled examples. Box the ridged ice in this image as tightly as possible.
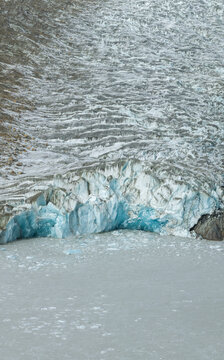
[0,0,223,241]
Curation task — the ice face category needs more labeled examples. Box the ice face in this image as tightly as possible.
[0,161,222,244]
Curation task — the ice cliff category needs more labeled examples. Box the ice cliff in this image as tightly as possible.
[0,161,223,243]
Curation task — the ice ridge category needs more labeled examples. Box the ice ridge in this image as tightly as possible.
[0,162,223,244]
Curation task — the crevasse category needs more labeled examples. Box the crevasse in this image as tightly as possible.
[0,162,222,243]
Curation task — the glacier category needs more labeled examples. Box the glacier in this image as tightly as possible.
[0,161,223,244]
[1,0,224,244]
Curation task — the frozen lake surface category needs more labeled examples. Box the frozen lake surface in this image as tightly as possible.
[0,230,223,360]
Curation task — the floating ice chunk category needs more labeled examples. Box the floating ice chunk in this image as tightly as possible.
[63,249,82,255]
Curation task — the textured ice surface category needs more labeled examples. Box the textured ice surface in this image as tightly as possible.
[0,162,223,243]
[0,0,224,241]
